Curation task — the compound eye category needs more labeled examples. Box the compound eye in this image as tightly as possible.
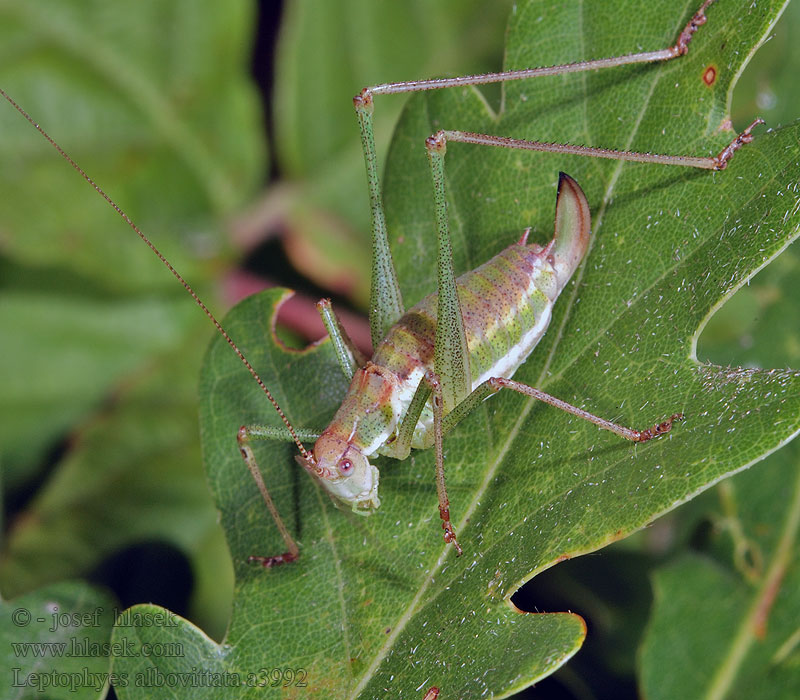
[337,458,354,476]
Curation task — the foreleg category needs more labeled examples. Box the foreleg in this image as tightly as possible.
[237,424,322,567]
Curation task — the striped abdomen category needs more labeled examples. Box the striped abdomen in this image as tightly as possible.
[358,238,565,451]
[310,173,590,508]
[374,239,561,392]
[310,237,569,463]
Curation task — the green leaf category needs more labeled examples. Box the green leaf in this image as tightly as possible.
[0,581,117,700]
[271,0,514,307]
[700,236,800,370]
[275,0,514,173]
[0,0,265,481]
[108,0,800,697]
[0,0,258,635]
[731,0,800,129]
[639,440,800,699]
[0,337,223,600]
[0,0,264,290]
[639,97,800,697]
[0,290,197,486]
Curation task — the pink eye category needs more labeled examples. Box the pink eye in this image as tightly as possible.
[337,459,354,476]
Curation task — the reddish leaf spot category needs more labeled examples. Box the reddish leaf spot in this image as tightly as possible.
[702,65,717,86]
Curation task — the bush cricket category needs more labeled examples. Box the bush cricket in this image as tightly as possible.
[0,0,762,567]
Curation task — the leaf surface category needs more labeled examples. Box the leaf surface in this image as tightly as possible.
[0,0,264,482]
[0,0,254,640]
[640,440,800,699]
[112,1,800,697]
[640,159,800,699]
[271,0,514,306]
[0,582,117,700]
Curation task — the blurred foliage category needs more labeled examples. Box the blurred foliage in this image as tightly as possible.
[0,0,262,643]
[640,440,800,700]
[0,0,797,698]
[0,581,118,698]
[268,0,514,307]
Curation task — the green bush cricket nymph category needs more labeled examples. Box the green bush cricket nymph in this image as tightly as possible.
[0,0,762,566]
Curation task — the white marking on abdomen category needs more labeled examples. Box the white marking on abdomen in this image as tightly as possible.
[374,257,559,452]
[473,304,552,388]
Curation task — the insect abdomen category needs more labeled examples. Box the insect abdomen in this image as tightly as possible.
[336,173,590,455]
[373,241,561,389]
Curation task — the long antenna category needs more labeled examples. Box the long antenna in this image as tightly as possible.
[0,87,313,463]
